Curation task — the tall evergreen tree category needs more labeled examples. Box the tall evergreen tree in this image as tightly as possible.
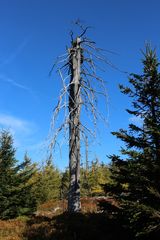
[0,131,37,219]
[0,130,18,218]
[105,46,160,238]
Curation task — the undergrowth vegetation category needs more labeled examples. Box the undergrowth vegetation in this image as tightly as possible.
[0,199,133,240]
[0,219,26,240]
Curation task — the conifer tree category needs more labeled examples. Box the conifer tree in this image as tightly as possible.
[86,159,110,196]
[0,130,18,218]
[32,159,61,204]
[106,45,160,238]
[0,131,37,219]
[61,168,69,200]
[16,153,37,216]
[41,159,61,201]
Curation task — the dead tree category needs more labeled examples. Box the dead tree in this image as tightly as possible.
[68,37,82,212]
[50,23,110,213]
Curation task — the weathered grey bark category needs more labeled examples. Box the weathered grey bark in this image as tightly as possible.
[68,37,82,212]
[50,26,109,212]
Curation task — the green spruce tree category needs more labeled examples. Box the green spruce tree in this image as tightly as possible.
[16,153,37,216]
[32,159,61,204]
[106,45,160,238]
[42,159,61,201]
[0,130,18,218]
[0,131,37,219]
[61,168,69,200]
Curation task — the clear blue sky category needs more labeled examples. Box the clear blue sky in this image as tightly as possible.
[0,0,160,170]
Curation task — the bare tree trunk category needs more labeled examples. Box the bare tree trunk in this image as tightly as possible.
[50,27,108,212]
[68,37,82,212]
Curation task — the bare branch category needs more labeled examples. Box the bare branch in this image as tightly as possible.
[49,26,112,164]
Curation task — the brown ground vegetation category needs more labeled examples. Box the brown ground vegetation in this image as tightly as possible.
[0,198,132,240]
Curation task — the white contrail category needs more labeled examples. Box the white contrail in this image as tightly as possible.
[0,74,33,94]
[0,38,29,67]
[0,74,30,90]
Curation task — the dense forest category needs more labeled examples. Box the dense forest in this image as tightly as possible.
[0,40,160,240]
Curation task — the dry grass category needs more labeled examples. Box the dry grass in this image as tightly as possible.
[0,198,131,240]
[36,197,99,217]
[0,219,26,240]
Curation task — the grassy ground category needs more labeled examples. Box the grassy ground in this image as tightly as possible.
[0,219,26,240]
[0,199,133,240]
